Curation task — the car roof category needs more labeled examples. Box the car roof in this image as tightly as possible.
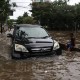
[14,24,42,28]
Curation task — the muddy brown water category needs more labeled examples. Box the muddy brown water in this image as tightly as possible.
[0,31,80,80]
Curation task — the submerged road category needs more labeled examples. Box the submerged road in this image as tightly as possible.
[0,31,80,80]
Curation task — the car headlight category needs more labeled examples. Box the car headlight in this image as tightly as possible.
[53,40,60,50]
[15,44,29,52]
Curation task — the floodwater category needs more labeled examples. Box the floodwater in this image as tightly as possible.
[0,31,80,80]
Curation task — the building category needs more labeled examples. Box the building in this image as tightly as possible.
[32,0,51,2]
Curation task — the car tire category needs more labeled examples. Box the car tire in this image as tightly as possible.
[11,46,21,59]
[56,48,62,55]
[11,51,21,59]
[11,50,30,59]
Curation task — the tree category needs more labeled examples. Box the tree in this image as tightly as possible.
[0,0,13,33]
[22,16,36,24]
[7,19,14,29]
[31,2,52,26]
[23,12,28,17]
[30,0,77,30]
[17,16,23,24]
[17,12,36,24]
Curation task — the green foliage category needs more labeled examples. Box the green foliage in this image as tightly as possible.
[17,16,23,24]
[23,12,28,17]
[12,2,17,7]
[0,0,11,23]
[7,19,14,29]
[0,0,14,33]
[31,2,52,26]
[30,0,80,30]
[17,12,36,24]
[22,16,36,24]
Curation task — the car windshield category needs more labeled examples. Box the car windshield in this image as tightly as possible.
[15,27,49,38]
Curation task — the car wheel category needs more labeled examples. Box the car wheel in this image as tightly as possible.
[11,51,30,59]
[11,51,21,59]
[20,53,30,59]
[11,47,21,59]
[56,48,62,55]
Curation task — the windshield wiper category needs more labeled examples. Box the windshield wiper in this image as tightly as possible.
[25,36,49,39]
[27,37,39,39]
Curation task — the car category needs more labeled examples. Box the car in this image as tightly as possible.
[7,24,62,59]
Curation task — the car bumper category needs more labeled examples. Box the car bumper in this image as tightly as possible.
[12,50,55,58]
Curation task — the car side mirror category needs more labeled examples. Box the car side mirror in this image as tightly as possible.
[7,33,13,38]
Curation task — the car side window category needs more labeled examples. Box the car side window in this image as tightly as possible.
[16,29,21,37]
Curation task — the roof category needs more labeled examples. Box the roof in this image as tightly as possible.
[14,24,42,28]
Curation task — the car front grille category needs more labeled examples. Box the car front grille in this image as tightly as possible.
[31,47,52,53]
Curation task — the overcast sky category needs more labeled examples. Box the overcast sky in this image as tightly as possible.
[9,0,80,19]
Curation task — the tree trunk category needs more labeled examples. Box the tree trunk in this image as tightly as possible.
[1,23,3,34]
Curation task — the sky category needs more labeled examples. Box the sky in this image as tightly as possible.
[9,0,80,19]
